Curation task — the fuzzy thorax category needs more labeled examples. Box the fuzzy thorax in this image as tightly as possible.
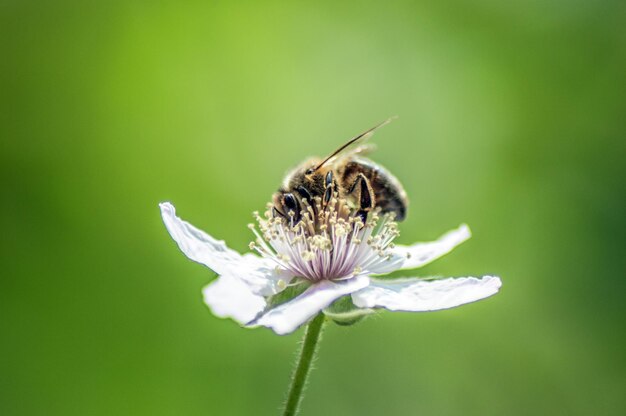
[248,196,400,282]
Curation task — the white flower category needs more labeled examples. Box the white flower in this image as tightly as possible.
[160,199,501,335]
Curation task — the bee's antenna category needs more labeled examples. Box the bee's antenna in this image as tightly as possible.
[314,116,398,171]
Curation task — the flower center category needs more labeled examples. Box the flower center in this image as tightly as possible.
[248,195,400,282]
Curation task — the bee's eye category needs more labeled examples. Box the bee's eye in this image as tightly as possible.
[283,193,298,210]
[305,168,315,175]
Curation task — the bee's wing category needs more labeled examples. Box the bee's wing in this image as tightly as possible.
[315,117,396,170]
[348,143,377,157]
[325,143,378,169]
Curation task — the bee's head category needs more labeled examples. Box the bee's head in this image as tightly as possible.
[272,191,301,224]
[272,158,327,224]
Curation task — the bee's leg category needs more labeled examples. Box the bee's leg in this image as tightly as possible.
[323,171,334,205]
[321,170,339,209]
[296,186,312,202]
[296,186,317,220]
[348,173,374,223]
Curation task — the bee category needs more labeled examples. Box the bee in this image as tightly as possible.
[272,118,409,224]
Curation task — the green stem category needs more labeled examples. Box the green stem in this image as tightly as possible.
[282,313,326,416]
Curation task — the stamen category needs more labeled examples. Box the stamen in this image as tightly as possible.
[249,200,400,282]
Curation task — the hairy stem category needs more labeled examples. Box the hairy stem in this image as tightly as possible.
[282,313,326,416]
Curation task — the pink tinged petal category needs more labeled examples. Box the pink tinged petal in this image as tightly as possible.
[252,275,370,335]
[351,275,501,312]
[202,277,266,324]
[372,224,472,274]
[159,202,291,295]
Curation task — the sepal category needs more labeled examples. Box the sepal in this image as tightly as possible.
[263,280,310,311]
[323,295,374,326]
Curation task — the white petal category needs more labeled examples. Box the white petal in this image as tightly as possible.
[160,202,291,295]
[372,224,472,274]
[252,275,370,335]
[160,201,251,273]
[352,275,501,312]
[202,276,267,324]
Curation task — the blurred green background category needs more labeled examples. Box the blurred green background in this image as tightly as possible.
[2,1,625,415]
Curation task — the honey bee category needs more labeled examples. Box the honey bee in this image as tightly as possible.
[272,118,408,224]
